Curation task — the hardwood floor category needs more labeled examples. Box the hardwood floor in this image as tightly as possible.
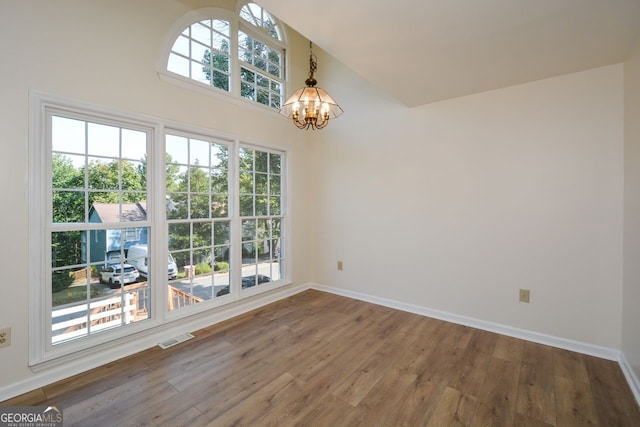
[3,290,639,426]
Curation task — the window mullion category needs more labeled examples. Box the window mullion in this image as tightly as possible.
[151,124,167,321]
[230,20,241,99]
[230,141,242,298]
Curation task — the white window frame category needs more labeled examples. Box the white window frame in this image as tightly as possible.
[157,5,288,112]
[29,92,291,367]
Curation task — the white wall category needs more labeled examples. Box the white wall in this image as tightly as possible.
[623,38,640,384]
[311,52,624,349]
[0,0,313,394]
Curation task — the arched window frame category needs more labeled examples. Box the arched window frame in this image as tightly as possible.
[158,3,288,111]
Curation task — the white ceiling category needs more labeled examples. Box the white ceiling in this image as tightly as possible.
[255,0,640,107]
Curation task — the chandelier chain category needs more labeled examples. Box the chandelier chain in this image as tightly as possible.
[308,42,317,81]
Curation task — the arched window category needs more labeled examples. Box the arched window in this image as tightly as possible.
[164,2,286,110]
[167,18,232,91]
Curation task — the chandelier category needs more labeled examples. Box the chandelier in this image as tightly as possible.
[279,42,343,130]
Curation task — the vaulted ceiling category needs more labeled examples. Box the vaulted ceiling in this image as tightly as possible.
[256,0,640,107]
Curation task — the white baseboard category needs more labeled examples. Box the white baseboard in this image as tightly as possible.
[309,283,621,361]
[0,283,309,402]
[620,352,640,405]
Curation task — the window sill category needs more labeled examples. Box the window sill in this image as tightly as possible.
[157,71,286,120]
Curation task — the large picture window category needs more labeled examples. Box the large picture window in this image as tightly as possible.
[30,94,289,364]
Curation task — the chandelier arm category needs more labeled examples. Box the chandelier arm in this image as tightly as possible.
[315,117,329,129]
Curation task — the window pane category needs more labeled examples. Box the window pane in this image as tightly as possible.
[212,71,229,91]
[242,219,256,241]
[191,40,209,66]
[168,53,190,77]
[214,268,231,298]
[193,222,212,248]
[191,60,209,85]
[269,174,281,195]
[214,221,230,244]
[241,82,255,100]
[52,231,83,267]
[255,151,268,173]
[239,148,253,170]
[211,169,228,193]
[239,7,254,24]
[270,196,281,215]
[241,67,255,83]
[191,22,211,46]
[171,34,189,57]
[269,153,281,174]
[212,32,229,52]
[256,74,269,88]
[190,139,210,166]
[53,191,85,223]
[212,194,228,218]
[122,161,144,191]
[271,218,281,238]
[240,3,282,41]
[238,32,252,54]
[255,173,268,195]
[212,19,229,37]
[121,129,146,161]
[239,171,253,194]
[166,134,189,165]
[256,89,268,106]
[87,123,119,158]
[240,195,254,216]
[256,197,267,216]
[255,56,267,72]
[268,62,280,78]
[52,116,85,154]
[190,194,210,218]
[52,154,85,190]
[168,223,190,251]
[188,167,209,192]
[166,192,188,219]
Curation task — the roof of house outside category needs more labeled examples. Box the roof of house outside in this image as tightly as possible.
[91,201,147,223]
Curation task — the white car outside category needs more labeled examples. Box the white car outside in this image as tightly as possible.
[100,264,139,288]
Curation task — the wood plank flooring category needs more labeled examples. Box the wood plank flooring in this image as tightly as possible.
[3,289,639,426]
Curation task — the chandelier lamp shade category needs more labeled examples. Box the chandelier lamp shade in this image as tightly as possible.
[279,42,343,130]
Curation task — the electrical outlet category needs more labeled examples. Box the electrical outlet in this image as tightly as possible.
[0,327,10,348]
[519,289,530,303]
[337,260,343,271]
